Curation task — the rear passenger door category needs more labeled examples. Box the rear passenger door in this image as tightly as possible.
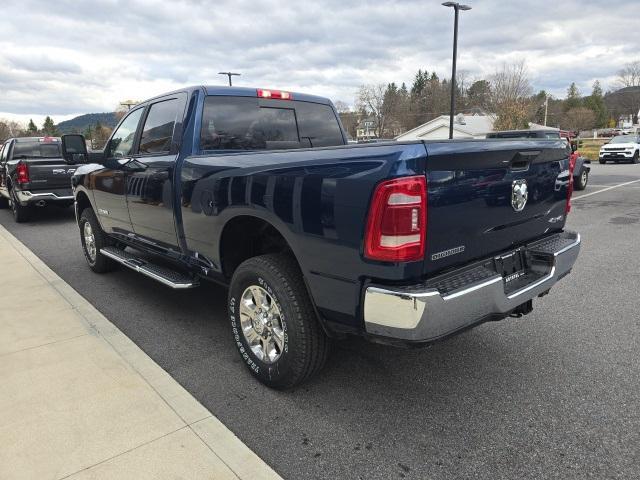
[126,93,187,249]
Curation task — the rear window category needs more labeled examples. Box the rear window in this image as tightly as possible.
[488,131,560,139]
[200,96,344,151]
[12,141,61,159]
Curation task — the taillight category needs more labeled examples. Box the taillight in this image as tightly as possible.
[16,162,29,184]
[364,175,427,262]
[257,89,292,100]
[566,154,576,213]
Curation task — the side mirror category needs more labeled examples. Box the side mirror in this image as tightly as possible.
[61,134,88,164]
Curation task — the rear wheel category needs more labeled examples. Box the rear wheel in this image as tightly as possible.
[228,254,330,389]
[9,189,30,223]
[79,208,117,273]
[574,169,588,190]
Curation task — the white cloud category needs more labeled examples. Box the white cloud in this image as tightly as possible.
[0,0,638,120]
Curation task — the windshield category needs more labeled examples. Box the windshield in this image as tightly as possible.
[200,96,345,151]
[608,135,638,144]
[12,141,62,159]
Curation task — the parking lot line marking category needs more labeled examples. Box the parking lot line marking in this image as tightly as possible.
[573,179,640,200]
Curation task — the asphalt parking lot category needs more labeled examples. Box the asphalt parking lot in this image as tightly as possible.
[2,162,639,479]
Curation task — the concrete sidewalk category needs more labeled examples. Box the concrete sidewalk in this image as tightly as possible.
[0,224,281,480]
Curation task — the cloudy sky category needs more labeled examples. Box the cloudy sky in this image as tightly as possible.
[1,0,638,126]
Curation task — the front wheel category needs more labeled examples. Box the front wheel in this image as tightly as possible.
[79,208,117,273]
[574,169,588,190]
[228,254,330,389]
[599,159,606,164]
[632,151,639,164]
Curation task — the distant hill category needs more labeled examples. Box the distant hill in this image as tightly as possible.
[57,112,118,134]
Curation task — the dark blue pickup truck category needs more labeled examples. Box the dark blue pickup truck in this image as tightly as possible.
[65,85,581,388]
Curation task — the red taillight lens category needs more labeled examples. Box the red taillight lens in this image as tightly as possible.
[16,162,29,184]
[566,154,576,213]
[364,176,427,262]
[257,89,292,100]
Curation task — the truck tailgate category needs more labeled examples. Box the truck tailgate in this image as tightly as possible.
[26,158,77,190]
[423,139,570,275]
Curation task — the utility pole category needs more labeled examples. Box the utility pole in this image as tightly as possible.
[218,72,241,86]
[442,2,471,140]
[544,95,549,126]
[120,101,137,111]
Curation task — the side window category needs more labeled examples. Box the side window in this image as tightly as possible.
[138,99,179,154]
[107,108,144,158]
[296,103,344,147]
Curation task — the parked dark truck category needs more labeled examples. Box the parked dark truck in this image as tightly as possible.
[0,136,80,222]
[65,86,581,388]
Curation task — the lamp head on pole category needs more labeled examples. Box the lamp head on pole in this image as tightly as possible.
[442,2,471,10]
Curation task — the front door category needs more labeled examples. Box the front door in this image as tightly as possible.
[93,107,144,235]
[126,94,187,249]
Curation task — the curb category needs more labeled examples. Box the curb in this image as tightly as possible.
[0,223,282,480]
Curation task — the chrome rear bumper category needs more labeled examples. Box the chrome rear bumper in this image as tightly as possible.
[364,231,581,342]
[16,190,74,204]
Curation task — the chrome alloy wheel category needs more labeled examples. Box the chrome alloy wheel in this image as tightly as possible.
[581,171,588,185]
[83,221,97,262]
[239,285,285,364]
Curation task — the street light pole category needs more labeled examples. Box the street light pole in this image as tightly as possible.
[218,72,241,86]
[442,2,471,140]
[544,95,549,126]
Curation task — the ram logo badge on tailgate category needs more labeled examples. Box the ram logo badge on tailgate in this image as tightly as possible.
[511,179,528,212]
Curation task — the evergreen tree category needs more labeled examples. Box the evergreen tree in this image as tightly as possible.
[467,80,491,109]
[27,119,38,133]
[42,116,59,136]
[583,80,609,128]
[410,70,427,97]
[565,83,582,110]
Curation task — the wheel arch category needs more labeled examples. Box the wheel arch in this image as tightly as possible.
[219,214,300,279]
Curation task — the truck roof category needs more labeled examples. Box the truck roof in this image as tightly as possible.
[141,85,333,106]
[204,86,332,105]
[12,136,61,143]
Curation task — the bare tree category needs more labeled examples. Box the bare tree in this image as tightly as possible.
[356,84,387,138]
[489,61,533,130]
[0,119,25,142]
[333,100,351,113]
[334,101,358,139]
[562,107,596,132]
[616,61,640,88]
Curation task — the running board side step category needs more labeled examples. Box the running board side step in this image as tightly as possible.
[100,246,199,289]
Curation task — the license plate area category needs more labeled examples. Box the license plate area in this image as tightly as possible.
[495,248,527,284]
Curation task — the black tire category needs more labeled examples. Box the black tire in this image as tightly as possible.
[228,254,330,389]
[574,169,588,190]
[599,159,606,164]
[9,189,30,223]
[79,207,117,273]
[632,151,639,164]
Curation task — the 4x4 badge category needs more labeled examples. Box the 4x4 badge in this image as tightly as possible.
[511,179,528,212]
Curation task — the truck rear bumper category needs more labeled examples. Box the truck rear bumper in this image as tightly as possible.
[16,189,74,206]
[363,231,580,343]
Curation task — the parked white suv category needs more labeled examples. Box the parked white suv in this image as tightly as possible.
[599,135,640,164]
